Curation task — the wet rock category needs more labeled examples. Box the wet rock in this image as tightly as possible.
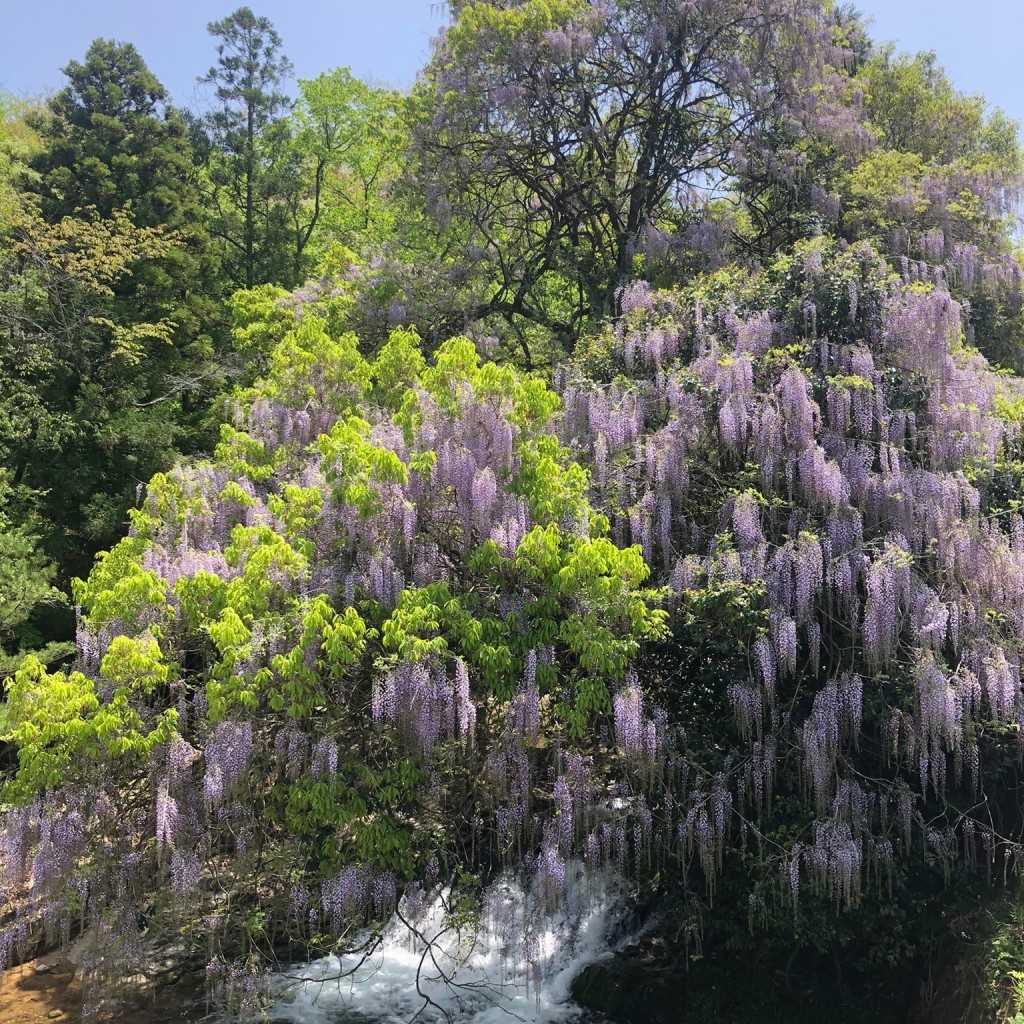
[572,952,683,1023]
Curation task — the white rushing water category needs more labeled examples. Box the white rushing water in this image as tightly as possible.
[267,866,638,1023]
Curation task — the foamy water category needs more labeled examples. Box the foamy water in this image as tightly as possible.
[267,866,637,1023]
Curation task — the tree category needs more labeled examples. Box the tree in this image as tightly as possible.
[0,95,42,229]
[2,42,228,580]
[31,40,195,225]
[0,202,194,574]
[719,2,874,260]
[0,304,667,1002]
[200,6,296,288]
[7,5,1024,1017]
[29,39,224,357]
[863,46,1018,166]
[0,501,66,675]
[284,68,405,267]
[9,226,1024,1014]
[835,45,1023,367]
[412,0,848,352]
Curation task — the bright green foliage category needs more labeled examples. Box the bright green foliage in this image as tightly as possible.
[33,309,667,928]
[372,325,428,407]
[226,283,293,375]
[215,424,283,483]
[0,95,42,229]
[2,653,176,802]
[74,558,167,630]
[376,523,666,734]
[259,321,371,411]
[316,418,408,513]
[862,47,1020,171]
[287,68,407,259]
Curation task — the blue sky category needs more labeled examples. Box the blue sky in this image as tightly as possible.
[0,1,447,107]
[2,1,1021,129]
[857,0,1023,127]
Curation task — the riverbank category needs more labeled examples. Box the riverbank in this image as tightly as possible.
[0,953,206,1023]
[0,954,83,1024]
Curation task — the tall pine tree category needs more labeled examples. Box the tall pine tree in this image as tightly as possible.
[199,7,297,288]
[31,38,223,358]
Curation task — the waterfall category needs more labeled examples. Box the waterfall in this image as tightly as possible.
[268,866,639,1023]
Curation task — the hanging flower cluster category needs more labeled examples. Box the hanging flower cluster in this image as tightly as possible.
[557,236,1024,920]
[0,316,667,990]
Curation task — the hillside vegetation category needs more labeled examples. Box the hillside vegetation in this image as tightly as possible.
[3,3,1024,1019]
